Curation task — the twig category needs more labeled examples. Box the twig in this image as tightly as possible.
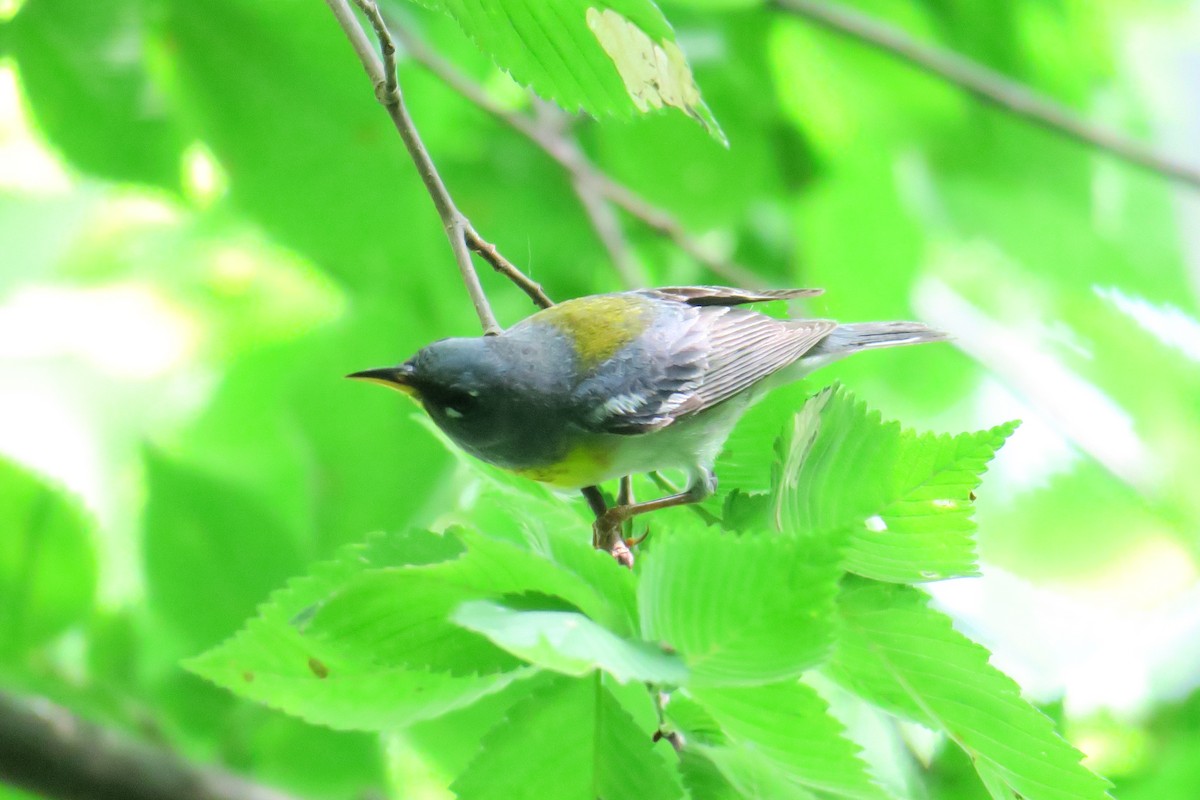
[775,0,1200,190]
[527,96,645,288]
[462,225,554,309]
[649,689,684,753]
[0,691,303,800]
[573,171,642,288]
[388,22,766,288]
[325,0,551,335]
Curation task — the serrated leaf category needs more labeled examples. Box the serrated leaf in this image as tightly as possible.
[187,528,529,730]
[305,569,523,675]
[418,416,640,633]
[773,385,1018,582]
[715,382,812,495]
[670,694,820,798]
[692,747,820,800]
[678,750,744,800]
[637,527,841,685]
[452,674,681,800]
[978,761,1019,800]
[454,600,687,684]
[826,580,1113,800]
[690,682,888,800]
[306,526,637,676]
[414,0,723,141]
[662,692,726,747]
[0,456,96,655]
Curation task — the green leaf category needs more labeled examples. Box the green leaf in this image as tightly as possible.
[453,600,687,684]
[637,526,841,685]
[678,750,744,800]
[399,673,561,791]
[304,526,637,675]
[0,456,96,655]
[242,715,386,799]
[670,693,819,798]
[451,674,681,800]
[714,383,812,496]
[420,440,639,635]
[691,747,821,800]
[142,451,306,650]
[10,0,185,188]
[305,568,522,675]
[827,580,1113,800]
[187,528,529,730]
[690,682,888,799]
[977,761,1019,800]
[415,0,724,141]
[773,385,1017,582]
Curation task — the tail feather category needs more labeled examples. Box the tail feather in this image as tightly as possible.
[816,321,948,353]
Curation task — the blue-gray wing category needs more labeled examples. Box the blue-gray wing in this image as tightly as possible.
[577,302,836,434]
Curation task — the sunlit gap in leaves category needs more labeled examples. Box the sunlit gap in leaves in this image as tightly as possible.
[931,542,1200,715]
[182,141,227,208]
[971,378,1078,495]
[0,0,24,23]
[0,284,199,380]
[1096,285,1200,363]
[0,283,200,516]
[913,275,1155,492]
[0,62,71,192]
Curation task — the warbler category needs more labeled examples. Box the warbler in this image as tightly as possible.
[350,286,945,555]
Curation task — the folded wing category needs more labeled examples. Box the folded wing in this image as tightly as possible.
[581,301,835,434]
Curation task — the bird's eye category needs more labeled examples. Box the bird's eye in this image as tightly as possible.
[442,391,478,419]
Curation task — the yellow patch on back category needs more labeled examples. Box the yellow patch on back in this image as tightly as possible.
[538,295,652,369]
[512,440,613,489]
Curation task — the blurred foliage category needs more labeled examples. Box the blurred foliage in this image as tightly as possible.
[1,0,1198,797]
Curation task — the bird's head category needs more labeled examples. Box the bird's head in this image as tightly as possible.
[348,337,513,450]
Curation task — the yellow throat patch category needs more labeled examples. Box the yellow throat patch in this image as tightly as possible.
[512,439,613,488]
[538,295,652,370]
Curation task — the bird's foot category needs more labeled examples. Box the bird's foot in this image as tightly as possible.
[609,537,634,569]
[593,509,634,568]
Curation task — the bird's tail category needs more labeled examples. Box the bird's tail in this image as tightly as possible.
[815,321,948,354]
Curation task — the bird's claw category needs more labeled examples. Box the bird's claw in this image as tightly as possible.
[626,525,650,548]
[593,510,634,568]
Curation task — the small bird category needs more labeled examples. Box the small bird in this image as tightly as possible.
[350,286,945,561]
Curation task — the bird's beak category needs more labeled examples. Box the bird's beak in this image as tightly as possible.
[346,364,418,396]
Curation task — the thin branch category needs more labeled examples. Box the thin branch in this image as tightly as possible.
[775,0,1200,190]
[461,224,553,309]
[388,22,767,288]
[524,97,647,288]
[325,0,551,335]
[649,689,684,753]
[573,171,643,288]
[0,691,303,800]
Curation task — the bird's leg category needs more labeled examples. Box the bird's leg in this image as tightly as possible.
[617,475,635,542]
[582,485,609,549]
[594,472,717,567]
[650,471,722,526]
[617,475,634,506]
